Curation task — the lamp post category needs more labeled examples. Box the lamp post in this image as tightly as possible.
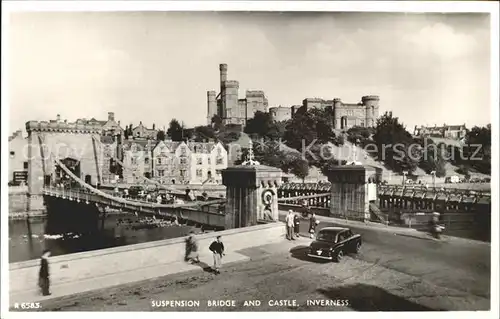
[402,170,408,186]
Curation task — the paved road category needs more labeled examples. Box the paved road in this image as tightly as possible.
[34,221,490,312]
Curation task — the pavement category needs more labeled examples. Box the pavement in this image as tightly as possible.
[9,223,285,308]
[14,216,491,312]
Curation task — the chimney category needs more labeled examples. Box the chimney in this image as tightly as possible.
[108,112,115,121]
[118,120,121,126]
[56,114,61,122]
[152,123,156,130]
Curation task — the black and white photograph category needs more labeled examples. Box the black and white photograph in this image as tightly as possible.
[2,1,499,317]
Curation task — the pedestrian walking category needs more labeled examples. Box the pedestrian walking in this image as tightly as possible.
[285,210,295,240]
[309,213,319,239]
[209,236,225,274]
[294,213,301,238]
[38,249,51,296]
[185,233,200,263]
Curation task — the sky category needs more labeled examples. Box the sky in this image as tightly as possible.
[8,11,492,134]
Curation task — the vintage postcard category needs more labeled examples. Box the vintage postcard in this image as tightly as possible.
[2,1,498,318]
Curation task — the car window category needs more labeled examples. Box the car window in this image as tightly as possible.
[337,232,346,242]
[345,230,353,238]
[316,231,337,243]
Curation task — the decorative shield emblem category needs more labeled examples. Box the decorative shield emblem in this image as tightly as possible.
[262,189,274,205]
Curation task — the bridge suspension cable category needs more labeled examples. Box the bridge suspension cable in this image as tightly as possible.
[52,157,225,209]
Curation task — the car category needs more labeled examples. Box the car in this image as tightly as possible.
[307,227,362,262]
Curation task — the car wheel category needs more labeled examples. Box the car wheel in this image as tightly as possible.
[335,250,344,262]
[355,242,361,254]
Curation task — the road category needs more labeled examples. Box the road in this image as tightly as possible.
[34,220,491,312]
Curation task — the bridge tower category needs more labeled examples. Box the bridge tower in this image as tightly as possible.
[222,141,282,229]
[25,120,104,211]
[326,165,378,221]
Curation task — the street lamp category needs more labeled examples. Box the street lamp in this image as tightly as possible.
[430,171,436,189]
[402,170,408,186]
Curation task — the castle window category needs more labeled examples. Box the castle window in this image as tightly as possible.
[208,157,211,165]
[10,151,15,156]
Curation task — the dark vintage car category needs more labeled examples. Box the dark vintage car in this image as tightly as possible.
[307,227,362,262]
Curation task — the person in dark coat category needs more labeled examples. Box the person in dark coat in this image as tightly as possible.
[293,214,301,238]
[39,249,51,296]
[209,236,225,274]
[309,213,318,239]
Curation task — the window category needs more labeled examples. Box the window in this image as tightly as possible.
[157,170,164,177]
[180,147,186,155]
[196,169,203,177]
[216,157,223,165]
[157,158,162,164]
[208,157,211,165]
[197,157,203,165]
[145,158,150,164]
[131,157,137,165]
[180,157,187,165]
[23,162,28,170]
[180,170,186,177]
[10,151,15,156]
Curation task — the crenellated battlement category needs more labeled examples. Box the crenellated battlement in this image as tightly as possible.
[362,95,380,102]
[25,120,102,134]
[223,80,239,88]
[246,90,266,97]
[207,90,217,96]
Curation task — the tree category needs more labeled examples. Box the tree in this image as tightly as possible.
[193,125,216,142]
[372,112,418,174]
[156,130,166,141]
[289,158,309,183]
[283,107,336,152]
[464,124,491,174]
[167,119,183,141]
[245,111,273,137]
[211,114,223,131]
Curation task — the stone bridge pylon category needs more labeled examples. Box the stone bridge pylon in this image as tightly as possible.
[25,120,104,211]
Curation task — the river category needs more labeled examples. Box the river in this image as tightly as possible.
[9,213,201,263]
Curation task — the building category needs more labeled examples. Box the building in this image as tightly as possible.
[8,130,28,185]
[269,106,293,122]
[414,124,467,140]
[207,64,269,126]
[74,112,123,136]
[299,96,380,129]
[131,122,158,139]
[119,139,229,185]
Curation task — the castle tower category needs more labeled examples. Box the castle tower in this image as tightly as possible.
[222,80,239,123]
[362,95,380,127]
[207,90,217,125]
[332,98,342,129]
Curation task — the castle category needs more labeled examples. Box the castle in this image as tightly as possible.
[300,96,380,129]
[207,64,268,126]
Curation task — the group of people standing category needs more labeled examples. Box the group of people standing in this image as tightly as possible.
[285,210,318,240]
[185,233,225,275]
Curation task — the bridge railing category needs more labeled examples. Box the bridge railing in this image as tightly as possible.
[42,186,226,210]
